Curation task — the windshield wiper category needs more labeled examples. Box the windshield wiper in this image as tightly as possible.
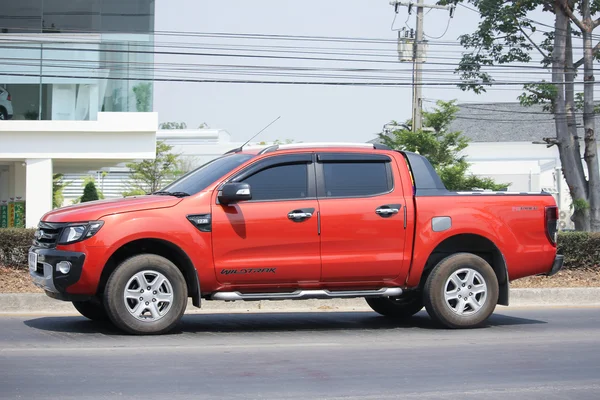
[152,191,190,198]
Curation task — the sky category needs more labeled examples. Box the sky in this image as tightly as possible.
[153,0,556,143]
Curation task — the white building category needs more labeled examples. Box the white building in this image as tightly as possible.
[0,1,158,227]
[60,128,242,204]
[0,113,157,227]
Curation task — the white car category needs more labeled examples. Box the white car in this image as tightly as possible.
[0,88,14,120]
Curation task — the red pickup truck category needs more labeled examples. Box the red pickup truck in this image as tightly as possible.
[29,143,563,335]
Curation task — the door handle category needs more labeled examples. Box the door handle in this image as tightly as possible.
[288,208,315,221]
[375,204,401,218]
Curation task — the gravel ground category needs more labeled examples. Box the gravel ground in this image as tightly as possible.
[1,266,599,293]
[0,267,43,293]
[510,267,600,288]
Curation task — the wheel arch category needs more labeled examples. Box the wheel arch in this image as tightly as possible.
[98,238,202,308]
[418,234,509,306]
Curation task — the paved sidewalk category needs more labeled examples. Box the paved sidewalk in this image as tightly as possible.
[2,287,599,314]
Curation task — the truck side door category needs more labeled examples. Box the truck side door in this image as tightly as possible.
[316,152,408,282]
[211,153,321,285]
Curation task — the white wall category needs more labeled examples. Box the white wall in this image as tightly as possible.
[25,159,53,228]
[0,112,157,160]
[0,112,158,224]
[13,162,26,199]
[157,129,242,169]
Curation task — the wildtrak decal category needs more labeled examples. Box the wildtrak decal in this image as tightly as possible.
[220,268,277,275]
[512,206,538,211]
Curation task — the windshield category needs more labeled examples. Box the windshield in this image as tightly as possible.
[160,153,254,195]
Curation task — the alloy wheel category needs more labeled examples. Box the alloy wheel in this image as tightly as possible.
[443,268,487,316]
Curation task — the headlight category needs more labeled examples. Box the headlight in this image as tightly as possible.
[58,221,104,244]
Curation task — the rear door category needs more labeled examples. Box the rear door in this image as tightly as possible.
[316,152,408,282]
[211,153,321,285]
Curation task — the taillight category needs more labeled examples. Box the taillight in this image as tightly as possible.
[6,94,11,101]
[545,206,558,246]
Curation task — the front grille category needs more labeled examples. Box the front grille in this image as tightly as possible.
[33,222,66,248]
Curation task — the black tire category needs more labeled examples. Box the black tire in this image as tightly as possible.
[424,253,499,329]
[103,254,188,335]
[0,107,7,120]
[72,298,109,321]
[365,294,423,318]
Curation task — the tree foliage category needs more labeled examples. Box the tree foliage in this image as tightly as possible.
[52,174,69,209]
[123,141,182,196]
[378,100,508,191]
[257,139,296,145]
[132,83,151,112]
[80,181,100,203]
[159,121,187,130]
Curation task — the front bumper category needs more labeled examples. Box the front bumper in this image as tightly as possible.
[546,254,564,277]
[29,247,91,301]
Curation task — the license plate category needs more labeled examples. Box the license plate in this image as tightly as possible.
[28,252,38,272]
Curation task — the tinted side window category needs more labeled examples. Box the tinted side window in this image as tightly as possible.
[323,162,390,197]
[243,164,308,201]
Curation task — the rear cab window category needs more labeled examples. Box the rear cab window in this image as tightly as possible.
[316,153,393,198]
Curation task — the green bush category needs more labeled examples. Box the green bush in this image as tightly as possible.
[0,228,36,268]
[557,232,600,269]
[0,229,599,270]
[81,181,100,203]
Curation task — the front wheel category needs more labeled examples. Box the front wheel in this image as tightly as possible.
[103,254,188,335]
[424,253,499,329]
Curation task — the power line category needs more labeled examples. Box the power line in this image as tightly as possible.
[3,69,599,88]
[2,26,598,52]
[0,42,561,69]
[424,16,452,39]
[0,54,587,75]
[458,3,480,14]
[457,3,600,41]
[423,98,598,116]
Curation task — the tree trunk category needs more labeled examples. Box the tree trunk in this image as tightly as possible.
[565,25,587,188]
[565,23,591,230]
[581,0,600,231]
[554,3,591,230]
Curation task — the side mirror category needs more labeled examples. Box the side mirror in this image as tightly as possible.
[218,182,252,205]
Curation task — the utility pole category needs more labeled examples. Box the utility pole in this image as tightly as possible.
[389,1,455,132]
[413,4,424,132]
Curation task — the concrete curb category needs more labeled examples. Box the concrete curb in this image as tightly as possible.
[1,288,599,315]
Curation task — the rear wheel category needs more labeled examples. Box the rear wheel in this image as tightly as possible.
[424,253,499,329]
[104,254,188,335]
[0,107,7,120]
[365,294,423,318]
[72,298,109,321]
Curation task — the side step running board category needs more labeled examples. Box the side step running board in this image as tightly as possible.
[211,287,403,301]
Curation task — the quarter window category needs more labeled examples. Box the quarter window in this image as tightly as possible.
[322,162,391,197]
[243,163,309,201]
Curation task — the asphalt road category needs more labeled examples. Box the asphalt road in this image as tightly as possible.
[0,307,599,400]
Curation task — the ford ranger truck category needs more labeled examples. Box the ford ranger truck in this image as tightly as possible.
[29,143,563,335]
